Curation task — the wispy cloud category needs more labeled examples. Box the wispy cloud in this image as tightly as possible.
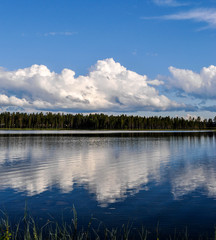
[154,8,216,28]
[146,52,158,57]
[44,31,77,36]
[152,0,188,7]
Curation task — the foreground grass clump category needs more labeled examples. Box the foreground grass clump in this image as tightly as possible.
[1,208,216,240]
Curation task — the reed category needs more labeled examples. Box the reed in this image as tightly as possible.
[1,208,216,240]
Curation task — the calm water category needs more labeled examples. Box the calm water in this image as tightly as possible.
[0,131,216,237]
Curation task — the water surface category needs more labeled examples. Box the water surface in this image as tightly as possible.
[0,131,215,237]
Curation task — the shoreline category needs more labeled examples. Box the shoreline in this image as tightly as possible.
[0,129,215,133]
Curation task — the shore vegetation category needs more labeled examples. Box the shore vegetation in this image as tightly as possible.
[0,112,216,130]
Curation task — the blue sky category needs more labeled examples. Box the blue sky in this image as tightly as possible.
[0,0,216,118]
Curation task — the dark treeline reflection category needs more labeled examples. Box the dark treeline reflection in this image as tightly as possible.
[0,112,216,129]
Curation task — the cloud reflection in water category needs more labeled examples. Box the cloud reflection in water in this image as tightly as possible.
[0,133,215,206]
[0,135,171,205]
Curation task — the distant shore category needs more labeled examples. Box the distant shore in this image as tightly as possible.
[0,128,215,131]
[1,112,216,130]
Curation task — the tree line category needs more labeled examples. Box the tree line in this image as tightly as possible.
[0,112,216,130]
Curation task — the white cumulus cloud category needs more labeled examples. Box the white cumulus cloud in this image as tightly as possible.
[168,65,216,99]
[0,58,183,112]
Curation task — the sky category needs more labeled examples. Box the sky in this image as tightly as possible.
[0,0,216,119]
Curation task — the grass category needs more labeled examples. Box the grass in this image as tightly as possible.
[1,208,216,240]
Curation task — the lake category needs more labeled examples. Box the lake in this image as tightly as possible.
[0,131,216,239]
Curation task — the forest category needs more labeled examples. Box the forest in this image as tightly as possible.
[0,112,216,130]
